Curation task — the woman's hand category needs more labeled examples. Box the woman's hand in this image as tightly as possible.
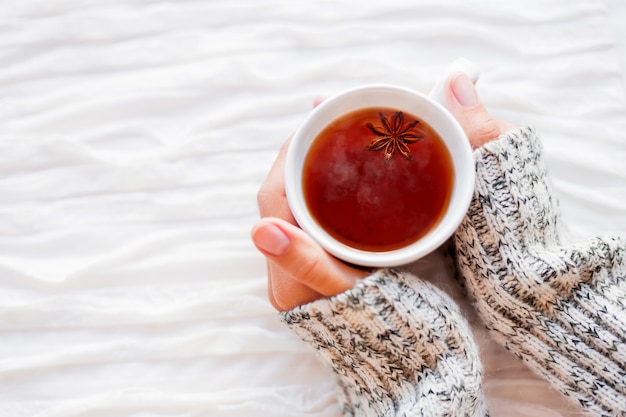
[445,72,515,149]
[252,136,368,311]
[252,72,515,312]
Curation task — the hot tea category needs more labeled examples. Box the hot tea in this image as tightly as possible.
[303,107,454,252]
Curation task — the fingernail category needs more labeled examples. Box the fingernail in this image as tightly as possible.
[451,73,478,107]
[252,223,290,256]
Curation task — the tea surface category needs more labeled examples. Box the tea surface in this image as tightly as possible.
[303,107,454,252]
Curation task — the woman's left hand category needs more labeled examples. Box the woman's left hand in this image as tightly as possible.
[252,136,368,312]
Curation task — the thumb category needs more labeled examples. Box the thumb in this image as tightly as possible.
[444,72,515,149]
[251,217,361,297]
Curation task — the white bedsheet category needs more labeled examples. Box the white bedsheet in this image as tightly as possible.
[1,1,625,416]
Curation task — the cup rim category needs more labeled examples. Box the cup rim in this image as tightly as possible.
[285,84,475,267]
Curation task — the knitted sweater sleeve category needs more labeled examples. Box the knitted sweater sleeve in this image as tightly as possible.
[453,126,626,416]
[281,269,488,417]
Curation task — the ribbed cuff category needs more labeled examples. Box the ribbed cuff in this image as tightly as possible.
[281,269,487,416]
[471,126,564,249]
[455,126,626,416]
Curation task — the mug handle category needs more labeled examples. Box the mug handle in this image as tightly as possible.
[428,58,480,106]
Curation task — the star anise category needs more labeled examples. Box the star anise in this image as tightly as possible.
[366,111,424,162]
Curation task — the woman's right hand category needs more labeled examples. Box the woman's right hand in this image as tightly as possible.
[444,72,515,149]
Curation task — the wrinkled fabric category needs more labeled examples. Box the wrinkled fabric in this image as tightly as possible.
[0,0,625,416]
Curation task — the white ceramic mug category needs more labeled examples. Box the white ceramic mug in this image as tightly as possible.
[285,58,478,267]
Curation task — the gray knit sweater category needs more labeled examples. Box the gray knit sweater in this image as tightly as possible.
[281,127,626,416]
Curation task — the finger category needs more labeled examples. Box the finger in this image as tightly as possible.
[252,218,325,310]
[252,218,364,303]
[257,137,295,222]
[444,72,515,149]
[267,263,324,311]
[257,96,325,221]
